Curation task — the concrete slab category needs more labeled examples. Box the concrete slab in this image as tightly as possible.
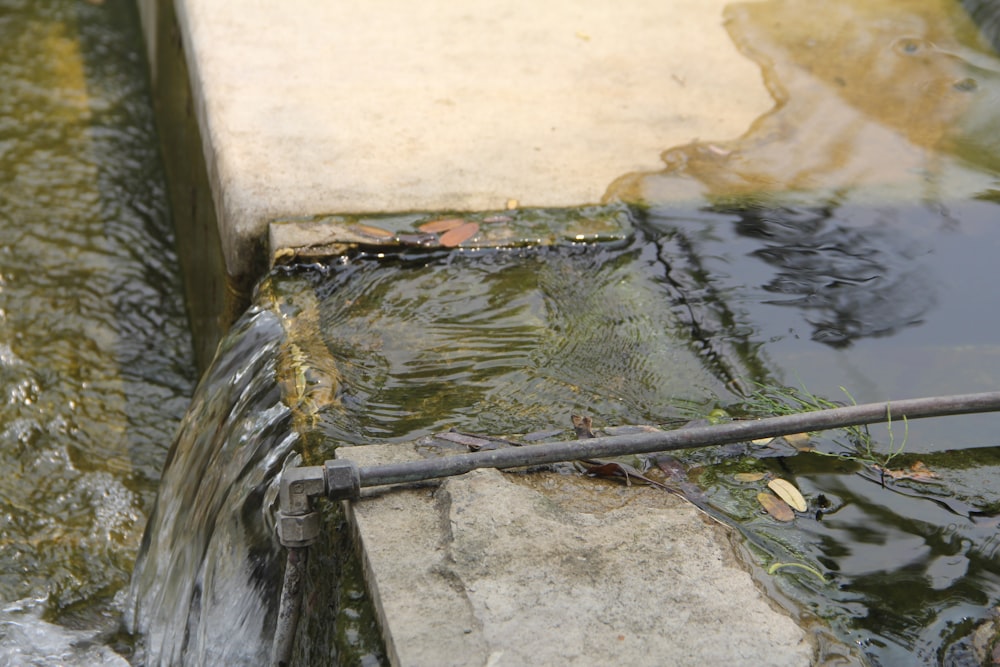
[157,0,770,279]
[338,442,817,667]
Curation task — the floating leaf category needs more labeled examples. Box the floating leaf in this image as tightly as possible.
[767,478,807,512]
[354,224,394,239]
[439,221,479,247]
[418,217,465,233]
[757,492,795,521]
[876,460,940,482]
[782,432,811,448]
[734,472,766,483]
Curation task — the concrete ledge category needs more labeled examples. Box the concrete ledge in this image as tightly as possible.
[140,0,770,281]
[339,442,816,667]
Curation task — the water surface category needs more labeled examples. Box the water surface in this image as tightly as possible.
[0,0,194,662]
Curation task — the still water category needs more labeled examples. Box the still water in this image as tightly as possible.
[5,0,1000,665]
[0,0,194,663]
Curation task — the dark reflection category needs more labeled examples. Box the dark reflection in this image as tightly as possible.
[726,204,936,347]
[964,0,1000,57]
[786,468,1000,665]
[605,0,1000,352]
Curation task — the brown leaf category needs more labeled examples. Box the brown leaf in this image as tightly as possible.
[878,460,940,481]
[572,414,595,439]
[439,221,480,247]
[768,478,807,512]
[581,459,672,491]
[758,492,795,521]
[782,432,811,449]
[734,472,766,483]
[354,224,395,239]
[418,217,465,233]
[655,455,687,483]
[436,431,495,451]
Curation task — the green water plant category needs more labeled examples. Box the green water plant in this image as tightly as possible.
[738,383,908,471]
[767,561,828,584]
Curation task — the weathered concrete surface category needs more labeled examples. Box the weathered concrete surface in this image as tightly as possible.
[139,0,771,281]
[339,443,816,667]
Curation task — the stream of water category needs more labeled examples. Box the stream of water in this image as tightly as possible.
[0,0,194,664]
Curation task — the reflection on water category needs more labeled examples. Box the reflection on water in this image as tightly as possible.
[701,447,1000,665]
[0,0,194,663]
[715,203,936,347]
[611,0,1000,201]
[608,0,1000,439]
[606,0,1000,664]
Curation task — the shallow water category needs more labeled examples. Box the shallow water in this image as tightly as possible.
[613,0,1000,662]
[0,0,194,662]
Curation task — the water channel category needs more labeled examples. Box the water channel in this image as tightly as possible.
[0,0,194,664]
[4,0,1000,665]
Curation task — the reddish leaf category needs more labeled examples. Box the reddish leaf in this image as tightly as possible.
[439,221,479,247]
[418,217,465,233]
[354,224,394,239]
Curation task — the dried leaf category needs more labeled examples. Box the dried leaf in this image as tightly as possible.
[571,414,595,439]
[758,492,795,522]
[751,437,774,445]
[354,224,395,239]
[782,432,811,448]
[655,455,687,483]
[734,472,766,483]
[581,459,672,491]
[418,217,465,233]
[436,431,494,450]
[439,221,479,247]
[877,460,940,481]
[767,478,807,512]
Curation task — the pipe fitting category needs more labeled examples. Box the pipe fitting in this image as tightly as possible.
[324,459,361,500]
[277,511,321,548]
[276,465,326,548]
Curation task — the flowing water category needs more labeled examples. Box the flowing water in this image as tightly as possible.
[7,0,1000,665]
[0,0,194,664]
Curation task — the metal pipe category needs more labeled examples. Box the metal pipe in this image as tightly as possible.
[270,546,308,667]
[352,391,1000,490]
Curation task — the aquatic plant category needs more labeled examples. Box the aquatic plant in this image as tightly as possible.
[737,383,908,471]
